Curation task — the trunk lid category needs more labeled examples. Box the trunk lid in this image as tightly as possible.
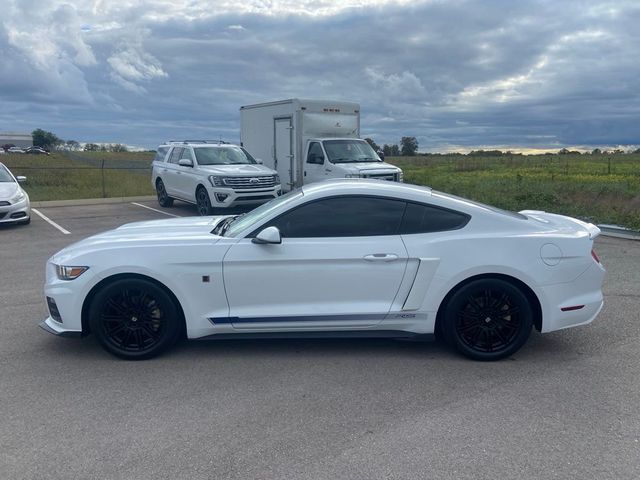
[519,210,601,239]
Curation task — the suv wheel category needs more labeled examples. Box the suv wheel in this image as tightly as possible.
[196,187,212,216]
[156,179,174,207]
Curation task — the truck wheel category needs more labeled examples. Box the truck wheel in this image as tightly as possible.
[196,187,212,216]
[156,179,174,207]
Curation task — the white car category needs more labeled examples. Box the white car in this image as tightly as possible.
[0,163,30,225]
[7,147,25,154]
[40,179,605,361]
[152,141,281,215]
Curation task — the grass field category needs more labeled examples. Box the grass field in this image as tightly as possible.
[2,152,155,201]
[387,154,640,229]
[2,151,639,229]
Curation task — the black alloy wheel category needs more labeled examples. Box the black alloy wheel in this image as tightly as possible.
[156,179,174,207]
[196,187,212,216]
[443,278,533,361]
[89,279,182,360]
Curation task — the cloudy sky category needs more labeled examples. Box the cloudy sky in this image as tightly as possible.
[1,0,639,151]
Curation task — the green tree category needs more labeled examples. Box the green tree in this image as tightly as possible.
[400,136,418,156]
[591,148,602,155]
[84,143,99,151]
[32,129,62,149]
[390,144,400,156]
[109,143,128,152]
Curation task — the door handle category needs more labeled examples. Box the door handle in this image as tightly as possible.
[325,168,332,172]
[364,253,399,262]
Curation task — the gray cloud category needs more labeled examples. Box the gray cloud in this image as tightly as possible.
[0,0,638,150]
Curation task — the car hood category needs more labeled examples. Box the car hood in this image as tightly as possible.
[197,164,277,176]
[339,162,401,173]
[51,216,229,264]
[0,182,19,200]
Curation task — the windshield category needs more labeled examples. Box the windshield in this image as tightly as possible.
[194,146,256,166]
[223,189,304,237]
[0,165,15,182]
[323,140,381,163]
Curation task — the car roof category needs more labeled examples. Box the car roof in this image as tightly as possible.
[299,179,519,219]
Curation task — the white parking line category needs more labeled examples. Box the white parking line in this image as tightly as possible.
[31,208,71,235]
[130,202,180,217]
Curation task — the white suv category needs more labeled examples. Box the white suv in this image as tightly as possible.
[151,141,281,215]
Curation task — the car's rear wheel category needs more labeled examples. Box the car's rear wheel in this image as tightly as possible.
[442,278,533,361]
[88,278,182,360]
[156,179,174,207]
[196,186,212,216]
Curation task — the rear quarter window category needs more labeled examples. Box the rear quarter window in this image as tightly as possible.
[400,202,470,234]
[153,146,169,163]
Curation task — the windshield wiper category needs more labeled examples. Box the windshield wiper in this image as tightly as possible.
[219,212,247,236]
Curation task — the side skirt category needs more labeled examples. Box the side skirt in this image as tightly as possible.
[194,330,435,342]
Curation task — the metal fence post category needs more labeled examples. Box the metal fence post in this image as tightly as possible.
[101,159,106,198]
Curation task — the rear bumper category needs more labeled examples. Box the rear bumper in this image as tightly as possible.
[539,261,606,333]
[39,317,82,338]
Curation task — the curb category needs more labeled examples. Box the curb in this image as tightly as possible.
[597,225,640,241]
[31,196,156,208]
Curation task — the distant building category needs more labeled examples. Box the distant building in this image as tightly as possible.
[0,132,32,148]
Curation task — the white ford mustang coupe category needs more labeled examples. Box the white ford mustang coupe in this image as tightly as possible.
[41,179,605,360]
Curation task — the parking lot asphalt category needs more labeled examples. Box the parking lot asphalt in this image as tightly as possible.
[1,200,639,480]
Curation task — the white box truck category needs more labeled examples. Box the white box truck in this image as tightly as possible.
[240,99,403,191]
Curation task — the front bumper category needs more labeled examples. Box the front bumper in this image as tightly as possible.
[0,196,30,224]
[39,317,82,337]
[206,185,282,208]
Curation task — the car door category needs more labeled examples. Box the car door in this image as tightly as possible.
[176,146,198,200]
[304,141,329,184]
[221,196,409,329]
[162,147,183,197]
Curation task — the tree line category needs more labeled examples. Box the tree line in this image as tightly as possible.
[31,129,128,152]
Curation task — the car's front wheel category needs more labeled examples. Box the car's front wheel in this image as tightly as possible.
[88,278,183,360]
[196,186,212,216]
[156,179,174,207]
[442,278,533,361]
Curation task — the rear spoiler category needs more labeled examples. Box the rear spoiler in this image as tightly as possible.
[520,210,601,239]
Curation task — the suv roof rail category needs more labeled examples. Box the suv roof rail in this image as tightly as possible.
[166,139,230,145]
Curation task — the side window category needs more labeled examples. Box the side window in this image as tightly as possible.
[306,142,324,164]
[180,148,194,161]
[263,196,406,238]
[400,202,470,234]
[168,147,183,164]
[153,146,169,163]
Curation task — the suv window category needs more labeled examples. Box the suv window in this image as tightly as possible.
[153,146,169,163]
[262,196,406,238]
[307,142,324,164]
[400,202,470,234]
[168,147,183,164]
[180,148,194,161]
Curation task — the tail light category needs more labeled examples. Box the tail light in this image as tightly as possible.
[591,249,601,264]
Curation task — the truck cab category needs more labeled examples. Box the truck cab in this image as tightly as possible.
[304,138,402,183]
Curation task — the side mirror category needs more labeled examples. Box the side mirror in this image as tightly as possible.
[16,176,27,183]
[255,158,264,164]
[178,158,193,167]
[377,150,385,161]
[252,226,282,244]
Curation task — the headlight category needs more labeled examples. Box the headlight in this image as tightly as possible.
[10,190,25,203]
[273,174,280,184]
[209,175,223,187]
[398,171,404,182]
[55,265,89,281]
[344,174,361,178]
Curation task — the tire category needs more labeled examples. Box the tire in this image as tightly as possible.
[196,186,212,216]
[156,179,174,207]
[88,278,183,360]
[442,278,533,361]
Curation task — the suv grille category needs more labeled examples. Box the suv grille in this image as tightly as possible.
[362,173,399,181]
[223,176,277,190]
